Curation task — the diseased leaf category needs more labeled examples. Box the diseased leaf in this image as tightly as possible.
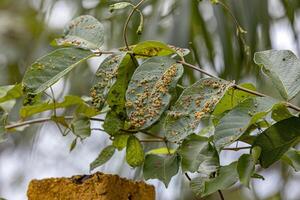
[147,147,176,155]
[71,115,91,139]
[112,135,129,150]
[191,162,238,197]
[143,154,180,187]
[168,45,190,57]
[214,97,278,150]
[23,48,94,94]
[126,135,144,167]
[91,53,126,110]
[126,56,183,130]
[178,134,219,173]
[213,83,256,117]
[165,78,233,142]
[52,15,104,50]
[132,40,176,57]
[237,154,255,187]
[20,95,98,118]
[253,117,300,168]
[254,50,300,100]
[90,145,115,171]
[281,148,300,171]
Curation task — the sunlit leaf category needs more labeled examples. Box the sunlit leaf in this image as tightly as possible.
[112,135,129,150]
[237,154,255,187]
[147,147,176,155]
[132,41,176,57]
[253,117,300,168]
[165,78,233,142]
[126,135,144,167]
[20,95,98,118]
[281,148,300,171]
[52,15,104,50]
[214,97,278,150]
[143,153,180,187]
[71,114,91,139]
[90,145,115,171]
[254,50,300,100]
[178,134,219,173]
[271,103,293,122]
[126,56,183,130]
[0,84,23,103]
[23,48,94,94]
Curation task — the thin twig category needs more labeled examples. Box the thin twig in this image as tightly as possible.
[123,0,146,50]
[184,173,192,181]
[218,190,225,200]
[140,139,165,143]
[223,146,251,151]
[5,116,104,130]
[140,131,166,140]
[178,60,300,112]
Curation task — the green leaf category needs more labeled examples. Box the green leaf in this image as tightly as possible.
[20,95,98,118]
[126,56,183,130]
[90,145,115,171]
[91,53,126,110]
[214,97,278,150]
[126,135,144,167]
[143,154,180,187]
[271,103,293,121]
[52,15,104,50]
[213,83,256,117]
[147,147,176,155]
[109,2,132,12]
[281,148,300,171]
[23,48,94,94]
[254,50,300,100]
[0,108,7,143]
[191,162,238,197]
[71,115,91,139]
[112,135,129,150]
[253,117,300,168]
[168,45,190,57]
[178,134,219,173]
[103,111,124,136]
[69,138,77,152]
[132,41,176,57]
[0,84,23,103]
[165,78,233,142]
[237,154,255,187]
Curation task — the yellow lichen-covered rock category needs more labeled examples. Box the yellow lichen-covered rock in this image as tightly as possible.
[27,172,155,200]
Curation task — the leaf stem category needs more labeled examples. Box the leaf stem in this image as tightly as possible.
[140,139,165,143]
[218,190,225,200]
[178,60,300,112]
[123,0,146,50]
[5,116,104,130]
[222,146,251,151]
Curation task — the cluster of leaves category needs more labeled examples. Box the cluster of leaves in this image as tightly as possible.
[1,12,300,198]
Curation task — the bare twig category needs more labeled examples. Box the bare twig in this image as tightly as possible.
[223,146,251,151]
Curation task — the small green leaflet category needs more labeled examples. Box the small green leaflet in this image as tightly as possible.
[213,83,256,117]
[132,40,176,58]
[237,154,255,187]
[253,117,300,168]
[165,77,233,142]
[23,48,94,94]
[214,97,278,150]
[143,154,180,187]
[281,148,300,171]
[112,135,129,150]
[126,56,183,130]
[71,115,91,139]
[91,53,126,111]
[254,50,300,100]
[90,145,115,171]
[147,147,176,155]
[0,84,23,103]
[178,134,219,173]
[126,136,144,167]
[0,108,7,143]
[109,2,132,12]
[191,162,238,197]
[52,15,104,50]
[20,95,98,118]
[271,103,293,121]
[103,111,124,136]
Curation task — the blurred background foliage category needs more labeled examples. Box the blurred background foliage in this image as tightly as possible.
[0,0,300,199]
